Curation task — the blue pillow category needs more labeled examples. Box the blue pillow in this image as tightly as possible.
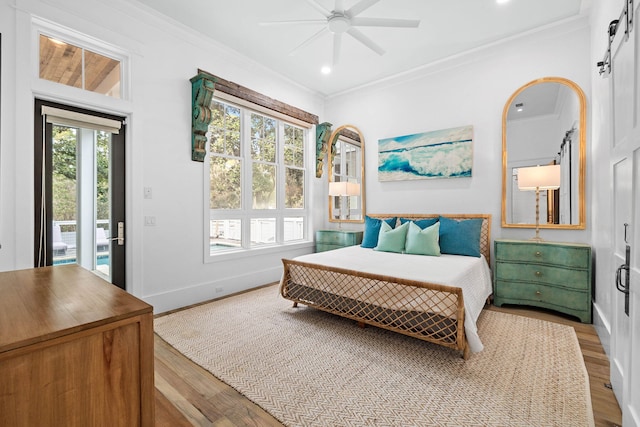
[399,217,438,229]
[438,216,483,257]
[405,221,441,256]
[374,221,409,253]
[361,216,397,248]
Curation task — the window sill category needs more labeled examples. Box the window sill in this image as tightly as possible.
[205,240,314,263]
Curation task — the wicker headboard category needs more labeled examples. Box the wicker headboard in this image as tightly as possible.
[367,214,492,264]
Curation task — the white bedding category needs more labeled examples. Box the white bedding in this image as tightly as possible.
[292,245,493,353]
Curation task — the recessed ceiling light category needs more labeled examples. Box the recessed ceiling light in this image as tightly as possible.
[496,0,510,4]
[321,66,332,75]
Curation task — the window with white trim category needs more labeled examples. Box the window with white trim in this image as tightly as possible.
[207,99,308,255]
[39,34,123,98]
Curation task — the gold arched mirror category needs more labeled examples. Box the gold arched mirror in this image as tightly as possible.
[328,125,365,223]
[502,77,586,229]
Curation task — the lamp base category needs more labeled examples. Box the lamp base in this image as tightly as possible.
[530,188,544,243]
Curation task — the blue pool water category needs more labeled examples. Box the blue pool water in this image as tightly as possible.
[54,254,110,266]
[210,243,237,252]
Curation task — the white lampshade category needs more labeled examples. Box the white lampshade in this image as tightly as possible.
[329,181,347,196]
[329,181,361,196]
[518,165,561,191]
[346,182,361,196]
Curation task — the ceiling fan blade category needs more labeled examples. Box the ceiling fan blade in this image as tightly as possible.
[346,0,380,17]
[289,27,328,56]
[350,17,420,28]
[333,33,342,65]
[347,27,385,55]
[306,0,331,17]
[259,19,326,26]
[335,0,344,13]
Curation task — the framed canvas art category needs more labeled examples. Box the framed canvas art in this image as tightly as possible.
[378,125,473,181]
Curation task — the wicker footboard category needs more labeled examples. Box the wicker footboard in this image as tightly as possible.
[280,259,469,359]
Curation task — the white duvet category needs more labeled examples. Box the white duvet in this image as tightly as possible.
[292,245,493,353]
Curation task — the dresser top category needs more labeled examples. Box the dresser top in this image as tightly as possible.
[494,239,591,248]
[0,265,152,353]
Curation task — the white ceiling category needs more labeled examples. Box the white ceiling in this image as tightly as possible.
[135,0,586,97]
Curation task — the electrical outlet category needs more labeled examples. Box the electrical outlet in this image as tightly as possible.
[215,286,224,293]
[144,216,156,226]
[144,187,153,199]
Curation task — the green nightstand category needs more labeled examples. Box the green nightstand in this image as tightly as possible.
[315,230,363,252]
[493,239,593,323]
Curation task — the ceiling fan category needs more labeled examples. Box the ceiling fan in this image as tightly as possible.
[260,0,420,65]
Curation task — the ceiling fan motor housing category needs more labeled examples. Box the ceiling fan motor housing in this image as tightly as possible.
[328,14,350,34]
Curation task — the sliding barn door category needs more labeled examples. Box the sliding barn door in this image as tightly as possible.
[609,1,640,425]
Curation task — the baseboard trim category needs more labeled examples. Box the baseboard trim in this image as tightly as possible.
[592,301,612,358]
[144,265,282,314]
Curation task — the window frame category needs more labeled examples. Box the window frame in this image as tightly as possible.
[204,97,312,262]
[33,17,130,100]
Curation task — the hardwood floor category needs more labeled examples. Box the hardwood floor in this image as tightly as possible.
[154,299,622,427]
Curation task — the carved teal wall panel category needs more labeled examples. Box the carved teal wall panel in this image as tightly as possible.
[315,122,332,177]
[190,73,216,162]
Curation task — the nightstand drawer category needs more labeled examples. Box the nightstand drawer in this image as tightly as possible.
[493,239,592,323]
[495,280,590,312]
[495,262,589,291]
[495,241,590,269]
[315,230,363,252]
[316,230,362,246]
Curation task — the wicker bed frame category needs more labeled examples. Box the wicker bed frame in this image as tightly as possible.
[280,214,491,359]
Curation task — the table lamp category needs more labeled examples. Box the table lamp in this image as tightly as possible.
[329,182,361,226]
[517,164,561,241]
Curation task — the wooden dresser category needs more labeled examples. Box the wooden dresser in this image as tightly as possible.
[493,239,593,323]
[0,265,154,427]
[316,229,363,252]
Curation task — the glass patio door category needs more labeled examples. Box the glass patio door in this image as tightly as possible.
[35,99,126,289]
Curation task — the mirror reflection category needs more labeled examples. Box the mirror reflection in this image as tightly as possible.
[502,77,586,229]
[328,125,365,223]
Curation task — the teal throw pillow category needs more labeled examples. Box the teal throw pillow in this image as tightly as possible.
[405,221,441,256]
[399,217,438,229]
[438,216,483,257]
[361,216,397,248]
[374,221,409,253]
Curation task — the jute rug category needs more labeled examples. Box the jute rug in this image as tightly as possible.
[154,285,594,427]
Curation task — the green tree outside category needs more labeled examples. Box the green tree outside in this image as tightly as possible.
[52,125,111,228]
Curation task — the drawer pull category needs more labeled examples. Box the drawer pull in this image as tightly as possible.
[535,291,541,295]
[535,251,542,257]
[535,271,542,277]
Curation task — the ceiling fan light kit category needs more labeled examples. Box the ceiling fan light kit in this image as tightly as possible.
[328,14,350,33]
[261,0,420,66]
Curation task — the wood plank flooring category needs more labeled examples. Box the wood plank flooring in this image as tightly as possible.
[154,295,622,427]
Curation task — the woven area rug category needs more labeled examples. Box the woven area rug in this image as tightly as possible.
[154,285,594,427]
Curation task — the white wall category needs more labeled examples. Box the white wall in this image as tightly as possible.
[0,0,325,313]
[323,17,592,246]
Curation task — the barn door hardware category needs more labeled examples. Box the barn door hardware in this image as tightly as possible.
[597,0,634,76]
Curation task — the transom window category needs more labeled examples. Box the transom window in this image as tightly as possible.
[39,34,122,98]
[207,99,308,255]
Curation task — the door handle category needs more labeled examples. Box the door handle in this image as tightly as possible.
[110,222,125,246]
[616,263,629,294]
[615,244,631,316]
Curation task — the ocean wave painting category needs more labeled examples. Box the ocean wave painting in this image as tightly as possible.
[378,125,473,181]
